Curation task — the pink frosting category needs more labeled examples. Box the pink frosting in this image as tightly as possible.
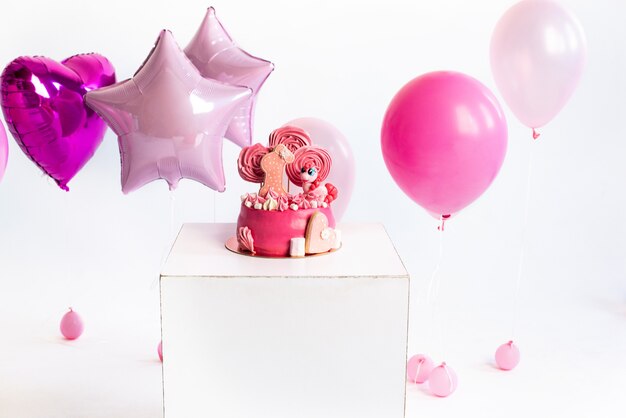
[268,126,312,153]
[238,143,268,183]
[237,203,336,257]
[237,226,255,254]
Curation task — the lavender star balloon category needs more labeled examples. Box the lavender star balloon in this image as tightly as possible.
[185,7,274,148]
[85,30,252,193]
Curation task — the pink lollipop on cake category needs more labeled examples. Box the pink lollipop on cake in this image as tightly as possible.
[268,126,311,153]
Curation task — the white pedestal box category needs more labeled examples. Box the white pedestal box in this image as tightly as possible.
[160,223,410,418]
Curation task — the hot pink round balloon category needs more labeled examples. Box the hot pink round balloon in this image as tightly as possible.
[0,120,7,183]
[490,0,586,130]
[60,308,84,340]
[0,54,116,191]
[381,71,508,218]
[285,118,355,221]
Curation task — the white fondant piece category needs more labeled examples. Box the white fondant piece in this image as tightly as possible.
[254,202,263,210]
[289,204,299,211]
[311,200,318,209]
[332,229,342,250]
[290,237,306,257]
[245,201,252,208]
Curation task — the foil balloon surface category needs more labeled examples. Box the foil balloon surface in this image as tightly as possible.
[0,54,116,191]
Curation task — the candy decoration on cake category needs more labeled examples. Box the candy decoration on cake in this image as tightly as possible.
[428,362,458,397]
[0,54,116,191]
[85,30,252,193]
[259,144,294,197]
[185,7,274,148]
[490,0,586,139]
[0,120,7,183]
[381,71,507,221]
[304,211,340,254]
[227,125,341,257]
[285,118,355,221]
[495,340,520,371]
[406,353,435,384]
[60,307,84,340]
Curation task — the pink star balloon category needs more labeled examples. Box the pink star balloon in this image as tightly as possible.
[86,30,252,193]
[185,7,274,148]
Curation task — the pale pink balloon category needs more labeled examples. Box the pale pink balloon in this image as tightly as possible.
[490,0,586,130]
[86,30,252,193]
[381,71,508,218]
[406,354,434,384]
[495,340,520,371]
[60,308,84,340]
[428,362,458,397]
[0,120,7,183]
[285,118,354,221]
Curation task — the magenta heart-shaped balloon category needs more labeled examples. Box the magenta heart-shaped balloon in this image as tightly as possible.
[0,54,116,190]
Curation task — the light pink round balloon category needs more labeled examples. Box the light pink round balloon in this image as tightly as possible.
[60,308,84,340]
[0,120,7,183]
[285,118,354,220]
[407,354,434,384]
[490,0,586,129]
[381,71,508,218]
[495,340,520,371]
[428,362,458,397]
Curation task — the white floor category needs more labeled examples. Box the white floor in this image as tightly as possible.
[2,224,626,418]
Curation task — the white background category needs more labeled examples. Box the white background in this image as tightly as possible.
[0,0,625,417]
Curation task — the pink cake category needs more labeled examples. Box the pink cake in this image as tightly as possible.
[230,126,341,258]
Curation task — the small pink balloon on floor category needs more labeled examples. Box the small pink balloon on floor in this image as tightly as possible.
[495,340,520,370]
[285,117,355,221]
[158,341,163,362]
[60,308,84,340]
[0,120,7,183]
[428,362,457,397]
[406,354,434,384]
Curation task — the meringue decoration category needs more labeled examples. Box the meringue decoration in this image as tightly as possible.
[237,226,255,254]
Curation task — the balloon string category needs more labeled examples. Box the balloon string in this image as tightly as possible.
[213,191,217,223]
[512,142,535,338]
[425,221,446,355]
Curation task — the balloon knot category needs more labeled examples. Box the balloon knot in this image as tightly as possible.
[532,128,540,140]
[437,214,451,231]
